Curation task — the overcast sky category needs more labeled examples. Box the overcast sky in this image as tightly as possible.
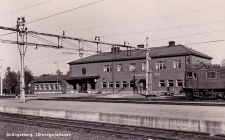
[0,0,225,76]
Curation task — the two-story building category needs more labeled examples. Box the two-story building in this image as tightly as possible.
[65,41,212,95]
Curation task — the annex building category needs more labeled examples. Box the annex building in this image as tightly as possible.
[32,74,68,94]
[64,41,212,95]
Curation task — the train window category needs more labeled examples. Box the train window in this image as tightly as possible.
[187,72,192,79]
[207,71,216,78]
[168,80,174,87]
[217,71,222,78]
[176,80,183,87]
[193,73,197,79]
[159,80,165,87]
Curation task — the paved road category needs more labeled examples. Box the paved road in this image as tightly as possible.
[0,97,225,122]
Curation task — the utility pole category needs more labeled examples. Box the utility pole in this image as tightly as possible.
[17,17,27,102]
[0,59,3,95]
[54,62,59,94]
[145,37,152,96]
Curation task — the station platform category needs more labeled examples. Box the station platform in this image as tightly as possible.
[0,93,225,135]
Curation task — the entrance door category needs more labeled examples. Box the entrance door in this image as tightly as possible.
[80,83,87,93]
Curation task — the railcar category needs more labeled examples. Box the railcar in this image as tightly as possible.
[183,67,225,100]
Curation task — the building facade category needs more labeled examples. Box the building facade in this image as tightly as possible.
[65,41,212,95]
[32,75,68,94]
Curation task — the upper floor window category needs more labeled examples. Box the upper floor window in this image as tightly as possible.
[173,60,181,69]
[187,72,197,79]
[103,65,112,72]
[207,71,216,78]
[129,63,136,71]
[142,62,146,70]
[156,61,166,69]
[117,64,123,72]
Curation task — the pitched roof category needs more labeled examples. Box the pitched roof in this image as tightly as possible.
[33,75,68,83]
[68,45,213,65]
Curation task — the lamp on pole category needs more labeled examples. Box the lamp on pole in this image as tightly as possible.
[54,62,59,94]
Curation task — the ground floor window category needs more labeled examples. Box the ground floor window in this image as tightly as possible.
[35,85,38,90]
[91,83,96,89]
[168,80,174,87]
[115,81,120,88]
[122,81,127,88]
[108,82,113,88]
[39,85,43,91]
[176,80,183,87]
[129,81,134,87]
[159,80,165,87]
[102,82,107,88]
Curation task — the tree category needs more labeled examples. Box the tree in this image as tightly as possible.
[3,67,19,94]
[17,66,34,94]
[221,59,225,67]
[56,70,63,75]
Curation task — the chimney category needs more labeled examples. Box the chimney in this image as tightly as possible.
[137,44,144,48]
[111,47,121,53]
[169,41,175,47]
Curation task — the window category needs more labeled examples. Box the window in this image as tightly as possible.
[102,82,107,88]
[35,85,38,90]
[49,85,53,90]
[122,81,128,88]
[129,63,136,71]
[81,68,87,75]
[193,73,197,79]
[44,85,48,90]
[173,60,181,69]
[129,81,134,87]
[207,71,216,78]
[142,62,146,70]
[176,80,183,87]
[103,65,112,72]
[159,80,165,87]
[187,72,192,79]
[59,84,62,90]
[115,81,120,88]
[117,64,123,71]
[168,80,174,87]
[108,82,113,88]
[156,61,166,69]
[39,85,43,91]
[217,71,225,78]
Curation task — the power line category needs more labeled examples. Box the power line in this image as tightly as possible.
[27,0,105,24]
[0,32,16,37]
[0,0,54,17]
[100,20,225,38]
[65,4,225,32]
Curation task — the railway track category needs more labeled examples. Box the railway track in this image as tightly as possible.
[0,112,224,140]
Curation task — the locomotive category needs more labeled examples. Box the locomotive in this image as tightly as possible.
[183,64,225,100]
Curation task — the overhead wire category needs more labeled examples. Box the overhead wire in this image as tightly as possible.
[0,0,54,17]
[65,4,225,32]
[27,0,105,24]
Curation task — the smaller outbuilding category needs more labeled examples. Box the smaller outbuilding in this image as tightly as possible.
[31,74,68,94]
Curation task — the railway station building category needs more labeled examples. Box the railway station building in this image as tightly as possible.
[64,41,213,95]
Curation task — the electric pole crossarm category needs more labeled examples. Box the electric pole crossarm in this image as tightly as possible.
[0,26,17,31]
[28,30,136,48]
[0,38,62,49]
[0,25,136,48]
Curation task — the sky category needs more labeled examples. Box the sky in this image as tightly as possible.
[0,0,225,76]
